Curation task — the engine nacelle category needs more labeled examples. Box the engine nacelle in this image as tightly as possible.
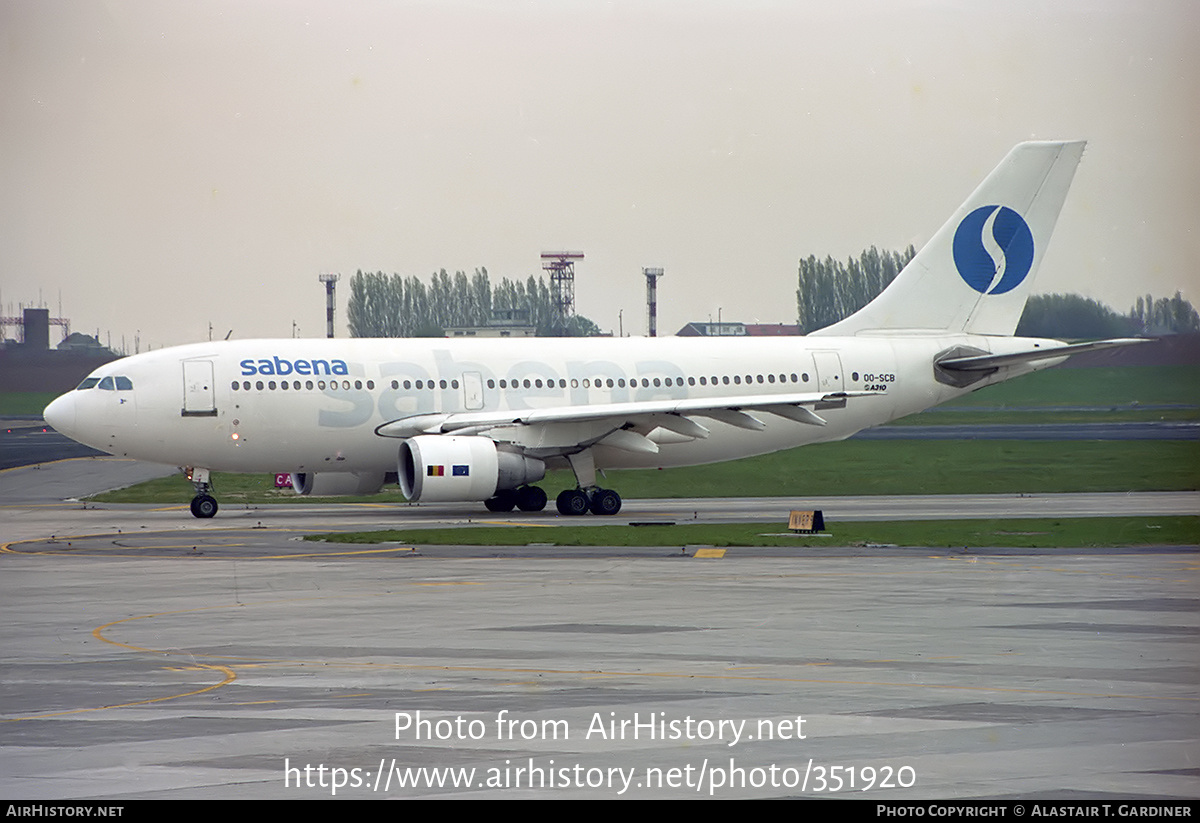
[289,471,389,496]
[398,435,545,502]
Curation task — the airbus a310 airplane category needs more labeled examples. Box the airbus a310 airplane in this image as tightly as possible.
[45,140,1142,518]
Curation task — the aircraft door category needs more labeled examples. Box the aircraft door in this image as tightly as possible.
[462,371,484,410]
[812,351,844,393]
[182,360,217,417]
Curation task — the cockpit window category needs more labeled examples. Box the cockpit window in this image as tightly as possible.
[76,378,100,390]
[115,376,133,390]
[97,376,115,390]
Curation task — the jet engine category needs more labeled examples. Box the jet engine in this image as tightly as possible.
[398,435,545,502]
[289,471,389,496]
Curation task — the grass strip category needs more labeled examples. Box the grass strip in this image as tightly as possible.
[307,517,1199,549]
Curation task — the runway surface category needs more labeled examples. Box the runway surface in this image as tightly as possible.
[1,458,1197,799]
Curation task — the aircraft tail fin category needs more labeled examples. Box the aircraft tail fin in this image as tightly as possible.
[810,140,1086,337]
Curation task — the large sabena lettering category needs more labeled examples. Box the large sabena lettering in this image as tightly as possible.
[240,356,350,376]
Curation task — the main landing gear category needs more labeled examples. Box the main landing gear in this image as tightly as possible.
[186,467,219,519]
[484,484,621,516]
[484,485,548,513]
[553,450,622,517]
[555,487,622,516]
[482,450,623,517]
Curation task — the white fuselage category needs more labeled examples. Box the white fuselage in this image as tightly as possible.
[45,333,1052,477]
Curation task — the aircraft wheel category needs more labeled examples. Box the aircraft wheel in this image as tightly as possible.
[190,494,219,519]
[589,488,622,516]
[485,490,517,512]
[556,489,589,516]
[515,485,548,512]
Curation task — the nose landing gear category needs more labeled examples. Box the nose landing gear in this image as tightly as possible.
[190,494,219,518]
[186,467,219,519]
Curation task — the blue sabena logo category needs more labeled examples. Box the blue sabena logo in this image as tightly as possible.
[952,205,1034,295]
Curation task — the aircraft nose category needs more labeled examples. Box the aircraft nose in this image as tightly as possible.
[43,392,77,437]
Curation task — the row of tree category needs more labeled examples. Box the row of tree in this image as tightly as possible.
[797,247,1198,337]
[345,256,1196,340]
[1129,293,1200,335]
[346,268,600,338]
[796,246,916,334]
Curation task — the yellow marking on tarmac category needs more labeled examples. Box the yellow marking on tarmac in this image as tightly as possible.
[693,548,726,558]
[0,455,143,475]
[3,664,235,721]
[110,543,253,550]
[478,520,556,527]
[249,547,418,560]
[2,533,418,560]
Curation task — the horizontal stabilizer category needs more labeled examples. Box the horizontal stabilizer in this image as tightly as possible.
[937,338,1149,371]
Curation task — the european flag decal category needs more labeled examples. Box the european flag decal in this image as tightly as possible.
[427,465,444,477]
[452,465,470,476]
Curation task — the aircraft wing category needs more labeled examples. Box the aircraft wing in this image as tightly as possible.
[937,338,1149,371]
[375,389,881,442]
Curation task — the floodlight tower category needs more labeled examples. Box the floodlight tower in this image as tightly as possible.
[541,251,583,336]
[318,273,339,338]
[643,267,664,337]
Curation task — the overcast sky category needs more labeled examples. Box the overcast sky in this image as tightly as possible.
[2,0,1197,349]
